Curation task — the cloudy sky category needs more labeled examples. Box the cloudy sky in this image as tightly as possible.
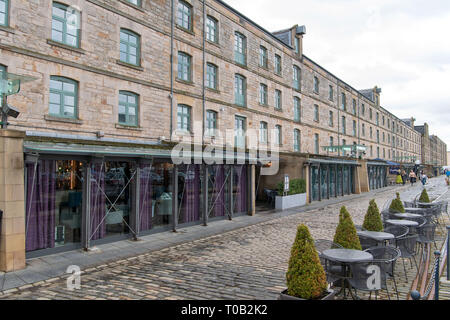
[224,0,450,150]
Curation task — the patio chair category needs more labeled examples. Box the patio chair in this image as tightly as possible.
[358,234,379,250]
[384,225,409,244]
[417,223,437,249]
[314,240,345,284]
[403,201,415,208]
[395,234,419,281]
[364,246,401,299]
[347,260,386,300]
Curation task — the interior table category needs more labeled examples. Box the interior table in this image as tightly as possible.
[322,249,374,300]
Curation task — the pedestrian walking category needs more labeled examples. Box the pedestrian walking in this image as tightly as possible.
[409,170,417,186]
[421,173,428,186]
[401,169,407,185]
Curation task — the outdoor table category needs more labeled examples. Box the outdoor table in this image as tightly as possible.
[385,219,418,227]
[404,207,425,213]
[357,230,395,246]
[322,249,373,300]
[393,213,422,219]
[416,202,436,208]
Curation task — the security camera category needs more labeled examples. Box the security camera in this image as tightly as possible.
[2,104,20,118]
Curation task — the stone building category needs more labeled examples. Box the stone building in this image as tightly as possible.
[0,0,444,269]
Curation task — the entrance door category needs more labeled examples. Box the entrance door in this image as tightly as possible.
[329,165,336,198]
[311,166,320,201]
[337,165,343,197]
[320,165,328,200]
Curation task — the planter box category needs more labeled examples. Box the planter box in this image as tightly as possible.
[279,289,336,300]
[275,193,307,211]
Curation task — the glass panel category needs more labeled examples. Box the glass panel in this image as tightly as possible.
[320,166,328,200]
[233,165,248,214]
[178,164,203,224]
[208,165,231,218]
[343,166,349,195]
[311,167,319,201]
[25,160,83,252]
[337,165,343,196]
[139,162,173,232]
[49,103,60,115]
[329,165,336,197]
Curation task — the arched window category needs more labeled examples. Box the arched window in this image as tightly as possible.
[49,76,78,118]
[120,29,141,66]
[52,2,81,47]
[177,104,191,132]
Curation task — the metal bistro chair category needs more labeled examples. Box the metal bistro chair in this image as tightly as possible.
[314,240,345,285]
[417,223,437,249]
[395,234,419,281]
[364,246,401,300]
[403,201,415,208]
[358,234,379,251]
[347,260,387,300]
[384,225,409,247]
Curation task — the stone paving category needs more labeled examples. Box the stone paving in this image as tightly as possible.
[1,177,449,300]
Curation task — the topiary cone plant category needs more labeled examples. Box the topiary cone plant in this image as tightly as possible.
[389,192,405,213]
[284,224,329,300]
[362,199,383,232]
[419,188,431,203]
[333,206,362,250]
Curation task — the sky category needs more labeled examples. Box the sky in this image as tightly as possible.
[224,0,450,150]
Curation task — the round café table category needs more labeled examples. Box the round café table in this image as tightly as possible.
[385,219,418,227]
[405,207,425,213]
[416,202,436,208]
[322,249,373,300]
[357,231,395,246]
[393,213,422,219]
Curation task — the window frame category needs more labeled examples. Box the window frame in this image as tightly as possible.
[294,129,301,152]
[205,15,218,43]
[293,66,301,90]
[234,74,246,107]
[119,28,141,66]
[313,76,319,94]
[293,97,301,122]
[49,76,79,119]
[234,32,247,66]
[118,90,139,126]
[275,54,282,75]
[259,46,268,68]
[206,110,218,136]
[259,83,268,106]
[274,89,282,110]
[51,2,81,48]
[329,85,333,101]
[0,0,9,27]
[341,92,346,111]
[126,0,142,7]
[177,51,192,82]
[314,104,319,122]
[177,0,193,32]
[275,125,282,145]
[260,121,268,144]
[234,115,246,148]
[177,104,192,132]
[206,63,218,90]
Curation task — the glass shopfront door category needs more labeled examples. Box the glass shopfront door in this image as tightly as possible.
[320,166,328,200]
[311,166,320,201]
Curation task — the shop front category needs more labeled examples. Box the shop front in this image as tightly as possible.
[367,161,388,190]
[307,159,358,202]
[23,142,254,258]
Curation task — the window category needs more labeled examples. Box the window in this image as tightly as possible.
[235,116,246,148]
[294,97,301,122]
[206,110,217,136]
[294,129,300,152]
[329,85,333,101]
[234,74,246,106]
[314,105,319,122]
[369,108,373,120]
[382,116,385,126]
[177,104,191,132]
[274,90,282,110]
[234,32,246,65]
[370,127,373,139]
[313,76,319,93]
[293,66,300,90]
[353,120,357,136]
[206,16,218,43]
[377,130,380,143]
[120,29,140,66]
[275,125,282,145]
[329,110,333,127]
[352,99,357,115]
[361,104,365,116]
[0,0,9,26]
[52,2,80,47]
[341,93,346,110]
[177,0,192,31]
[126,0,141,6]
[329,136,334,146]
[362,123,365,136]
[275,54,282,75]
[383,132,385,142]
[0,65,5,108]
[314,134,319,154]
[259,46,268,68]
[177,52,192,82]
[49,76,78,119]
[294,37,300,54]
[377,147,380,158]
[118,91,138,126]
[260,121,268,144]
[341,116,346,134]
[259,83,268,106]
[206,63,217,89]
[376,112,379,125]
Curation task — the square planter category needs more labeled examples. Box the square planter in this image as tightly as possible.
[275,193,307,211]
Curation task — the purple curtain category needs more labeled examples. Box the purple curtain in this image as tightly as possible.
[234,165,248,214]
[213,165,225,217]
[139,164,153,232]
[25,160,56,252]
[90,163,106,240]
[180,165,201,223]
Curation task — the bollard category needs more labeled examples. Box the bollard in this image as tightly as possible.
[435,251,440,300]
[447,226,450,281]
[411,290,421,300]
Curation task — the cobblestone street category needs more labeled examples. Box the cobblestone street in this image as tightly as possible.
[1,177,449,300]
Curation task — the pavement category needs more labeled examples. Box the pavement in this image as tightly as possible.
[0,176,448,299]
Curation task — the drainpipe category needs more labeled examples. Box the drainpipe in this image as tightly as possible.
[169,0,174,139]
[202,0,206,147]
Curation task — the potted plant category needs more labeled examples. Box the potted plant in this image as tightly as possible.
[275,178,307,210]
[333,206,362,250]
[362,200,383,232]
[419,188,431,203]
[389,192,405,213]
[280,224,335,300]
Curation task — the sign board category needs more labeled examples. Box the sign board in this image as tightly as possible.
[284,174,289,193]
